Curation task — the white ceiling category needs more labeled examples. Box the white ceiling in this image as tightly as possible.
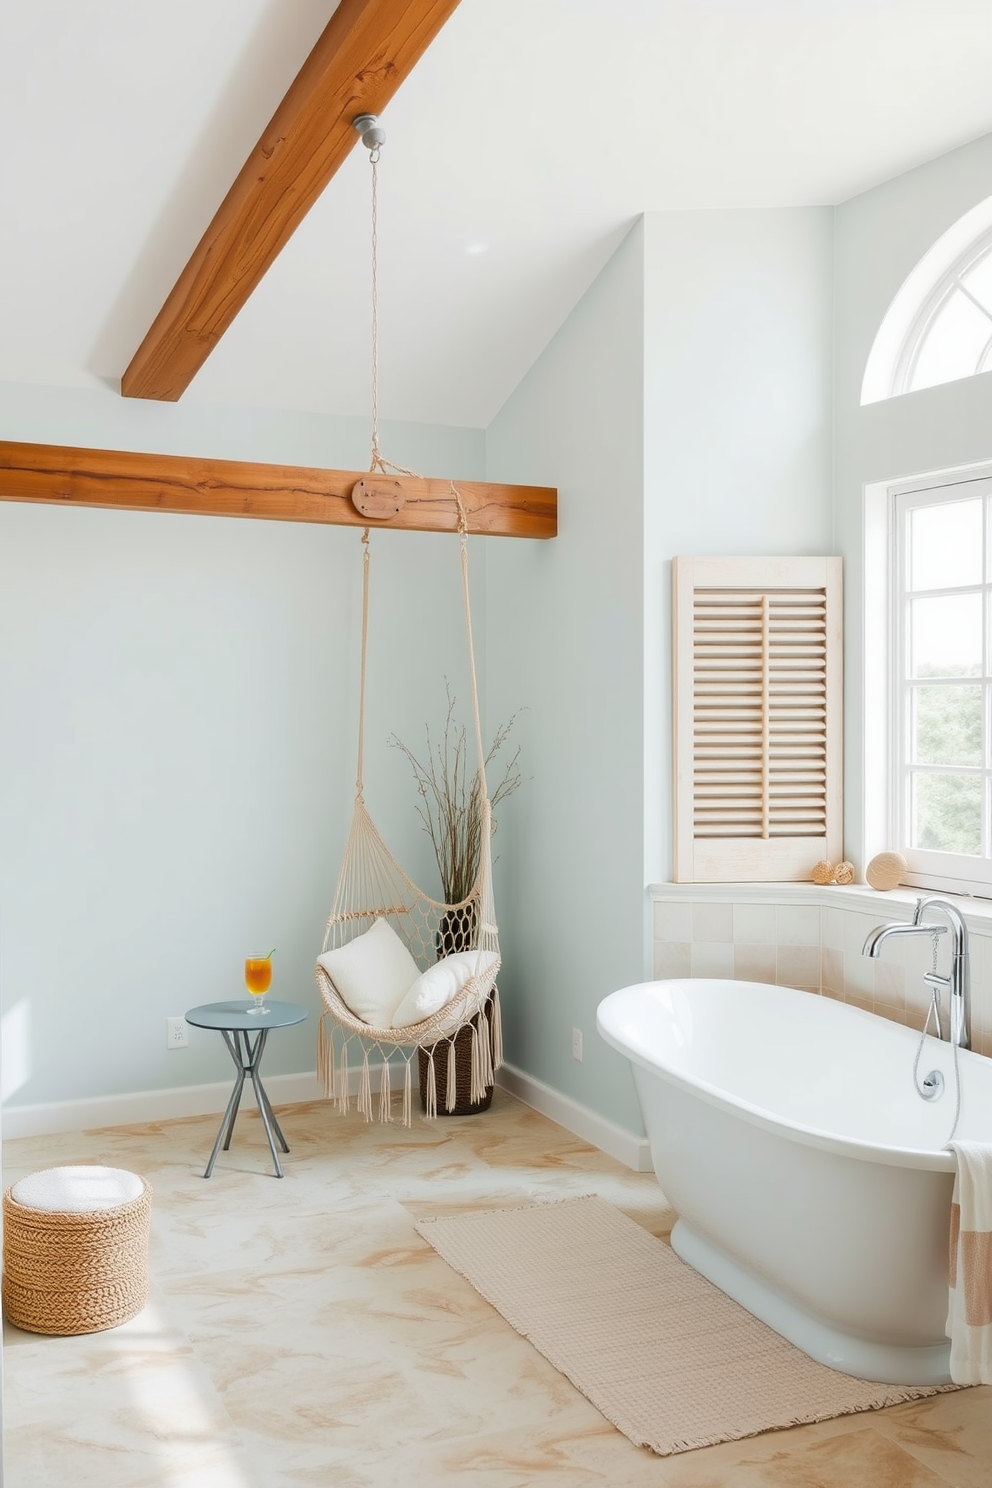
[3,0,992,429]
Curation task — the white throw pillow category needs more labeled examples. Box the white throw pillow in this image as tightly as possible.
[391,948,500,1029]
[317,918,420,1028]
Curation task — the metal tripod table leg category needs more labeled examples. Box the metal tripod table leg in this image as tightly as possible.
[219,1031,248,1149]
[251,1065,290,1154]
[204,1026,290,1178]
[185,1000,307,1179]
[204,1047,246,1179]
[249,1060,286,1178]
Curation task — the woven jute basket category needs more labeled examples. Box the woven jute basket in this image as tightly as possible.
[2,1177,152,1336]
[418,992,495,1116]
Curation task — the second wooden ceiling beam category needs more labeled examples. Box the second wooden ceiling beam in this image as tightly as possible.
[122,0,463,404]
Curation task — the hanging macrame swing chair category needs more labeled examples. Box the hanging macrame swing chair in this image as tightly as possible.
[315,506,503,1125]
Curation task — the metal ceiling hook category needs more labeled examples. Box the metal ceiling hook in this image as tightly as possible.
[353,114,385,150]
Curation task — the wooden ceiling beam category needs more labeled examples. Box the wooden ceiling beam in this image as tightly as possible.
[121,0,463,403]
[0,443,557,540]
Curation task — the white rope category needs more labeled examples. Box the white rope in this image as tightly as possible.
[480,1008,494,1089]
[378,1054,392,1123]
[369,143,383,475]
[355,529,370,796]
[470,1021,483,1106]
[338,1039,349,1114]
[425,1051,437,1119]
[445,1038,458,1112]
[454,491,489,801]
[359,1048,372,1121]
[361,141,487,790]
[402,1058,413,1126]
[314,133,504,1123]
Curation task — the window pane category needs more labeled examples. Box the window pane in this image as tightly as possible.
[911,773,982,854]
[909,500,982,591]
[910,593,982,675]
[961,247,992,315]
[910,290,992,392]
[912,685,982,765]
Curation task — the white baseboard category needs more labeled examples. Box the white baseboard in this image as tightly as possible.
[1,1070,325,1141]
[4,1063,653,1175]
[496,1063,652,1173]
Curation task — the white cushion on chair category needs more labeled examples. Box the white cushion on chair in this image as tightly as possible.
[391,949,499,1029]
[317,919,420,1028]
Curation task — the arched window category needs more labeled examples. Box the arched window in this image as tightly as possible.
[862,195,992,404]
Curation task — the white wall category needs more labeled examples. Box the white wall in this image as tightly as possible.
[834,132,992,865]
[484,221,647,1132]
[643,207,835,887]
[0,382,483,1107]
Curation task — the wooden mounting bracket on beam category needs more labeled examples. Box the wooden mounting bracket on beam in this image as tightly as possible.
[0,442,557,539]
[351,477,406,519]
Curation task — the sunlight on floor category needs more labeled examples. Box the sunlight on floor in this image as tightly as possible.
[121,1303,257,1488]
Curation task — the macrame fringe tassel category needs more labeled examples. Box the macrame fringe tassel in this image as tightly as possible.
[480,1009,494,1090]
[402,1059,412,1128]
[317,1014,333,1098]
[491,985,504,1069]
[470,1020,484,1106]
[425,1050,437,1119]
[378,1054,392,1122]
[359,1048,372,1122]
[338,1040,350,1116]
[445,1038,458,1112]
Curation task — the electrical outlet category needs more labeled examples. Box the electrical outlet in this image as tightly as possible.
[571,1027,583,1061]
[166,1017,189,1050]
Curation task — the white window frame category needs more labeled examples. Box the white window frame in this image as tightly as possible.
[894,225,992,396]
[872,464,992,897]
[862,194,992,405]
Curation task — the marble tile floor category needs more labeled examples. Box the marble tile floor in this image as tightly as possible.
[2,1090,990,1487]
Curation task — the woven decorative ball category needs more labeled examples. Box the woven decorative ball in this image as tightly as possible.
[866,850,907,892]
[832,860,856,885]
[2,1166,151,1336]
[811,860,835,884]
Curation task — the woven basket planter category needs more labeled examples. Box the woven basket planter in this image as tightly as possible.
[3,1168,152,1336]
[418,991,495,1116]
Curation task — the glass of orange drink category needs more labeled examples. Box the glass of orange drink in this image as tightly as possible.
[245,955,273,1016]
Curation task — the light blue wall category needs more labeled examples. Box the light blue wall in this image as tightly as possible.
[0,380,484,475]
[643,209,835,886]
[484,208,835,1132]
[834,132,992,865]
[484,221,647,1132]
[0,382,484,1105]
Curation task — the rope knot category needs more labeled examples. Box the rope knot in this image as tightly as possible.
[451,482,469,536]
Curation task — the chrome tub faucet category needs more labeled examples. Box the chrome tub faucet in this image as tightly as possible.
[863,896,971,1050]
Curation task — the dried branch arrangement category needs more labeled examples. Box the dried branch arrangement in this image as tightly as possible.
[390,686,521,905]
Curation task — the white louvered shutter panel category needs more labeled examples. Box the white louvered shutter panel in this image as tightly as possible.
[672,556,842,882]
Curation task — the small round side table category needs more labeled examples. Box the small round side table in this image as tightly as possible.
[185,1000,307,1179]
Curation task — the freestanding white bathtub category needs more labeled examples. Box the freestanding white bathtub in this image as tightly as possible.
[597,978,992,1384]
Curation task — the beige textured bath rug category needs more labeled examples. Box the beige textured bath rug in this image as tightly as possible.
[414,1195,953,1456]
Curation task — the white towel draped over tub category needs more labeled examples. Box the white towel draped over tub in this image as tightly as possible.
[947,1140,992,1384]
